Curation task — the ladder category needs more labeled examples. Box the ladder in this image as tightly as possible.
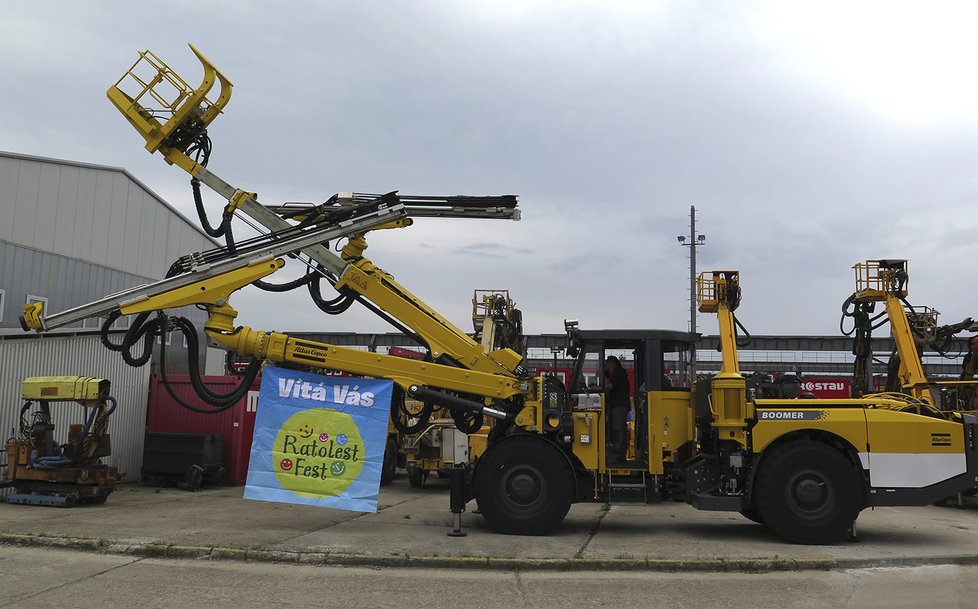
[606,469,648,504]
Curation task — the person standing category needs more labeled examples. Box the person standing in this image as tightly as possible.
[604,355,630,464]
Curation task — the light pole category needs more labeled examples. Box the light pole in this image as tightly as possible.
[677,205,706,385]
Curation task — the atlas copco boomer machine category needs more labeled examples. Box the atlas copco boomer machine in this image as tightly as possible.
[20,45,978,543]
[842,259,978,412]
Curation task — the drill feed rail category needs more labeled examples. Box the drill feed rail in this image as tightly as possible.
[21,202,407,332]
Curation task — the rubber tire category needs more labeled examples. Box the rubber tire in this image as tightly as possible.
[473,436,573,536]
[380,437,398,486]
[740,507,765,524]
[755,440,863,544]
[408,468,427,488]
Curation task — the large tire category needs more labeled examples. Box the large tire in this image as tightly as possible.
[755,440,863,544]
[740,507,764,524]
[408,467,427,488]
[380,437,398,486]
[473,436,573,535]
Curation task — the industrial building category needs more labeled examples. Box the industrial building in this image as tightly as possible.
[0,150,215,483]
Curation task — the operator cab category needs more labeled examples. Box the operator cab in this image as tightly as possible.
[564,327,696,469]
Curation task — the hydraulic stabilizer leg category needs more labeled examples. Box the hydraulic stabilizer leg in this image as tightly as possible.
[447,466,467,537]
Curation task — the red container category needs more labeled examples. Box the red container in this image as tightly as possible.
[146,374,261,485]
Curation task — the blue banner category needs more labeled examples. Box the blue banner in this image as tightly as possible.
[244,367,392,513]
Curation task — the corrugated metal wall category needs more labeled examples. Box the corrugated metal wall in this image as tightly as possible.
[0,334,150,493]
[0,240,153,329]
[0,151,218,374]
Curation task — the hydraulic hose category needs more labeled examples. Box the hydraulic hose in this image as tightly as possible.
[102,306,260,413]
[192,178,233,239]
[156,316,261,413]
[309,272,356,314]
[99,311,165,368]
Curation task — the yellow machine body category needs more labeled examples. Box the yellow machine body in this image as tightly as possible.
[7,377,118,506]
[21,376,110,404]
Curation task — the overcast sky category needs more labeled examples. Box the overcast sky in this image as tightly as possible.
[3,1,978,339]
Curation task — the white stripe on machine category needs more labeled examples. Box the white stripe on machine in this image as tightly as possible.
[858,452,966,488]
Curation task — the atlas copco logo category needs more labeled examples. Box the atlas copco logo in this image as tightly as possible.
[801,381,846,392]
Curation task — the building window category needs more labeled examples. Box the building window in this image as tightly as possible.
[83,316,103,330]
[0,289,5,323]
[157,332,172,346]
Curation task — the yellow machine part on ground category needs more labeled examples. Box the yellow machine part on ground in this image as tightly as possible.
[20,376,109,404]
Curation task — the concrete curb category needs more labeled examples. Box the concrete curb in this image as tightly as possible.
[4,532,978,572]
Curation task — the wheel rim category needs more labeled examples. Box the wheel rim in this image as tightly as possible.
[785,468,834,518]
[500,465,546,513]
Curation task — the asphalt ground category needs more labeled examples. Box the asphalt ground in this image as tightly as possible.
[6,546,978,609]
[2,478,978,571]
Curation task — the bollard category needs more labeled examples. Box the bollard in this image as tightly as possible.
[447,465,467,537]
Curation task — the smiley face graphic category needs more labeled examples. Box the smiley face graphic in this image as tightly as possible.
[274,408,364,498]
[319,432,330,443]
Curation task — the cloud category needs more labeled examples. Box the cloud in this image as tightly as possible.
[456,243,535,259]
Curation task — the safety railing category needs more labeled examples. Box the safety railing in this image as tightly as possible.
[853,259,909,301]
[906,305,939,342]
[472,289,513,332]
[696,270,738,313]
[696,272,719,313]
[106,44,232,156]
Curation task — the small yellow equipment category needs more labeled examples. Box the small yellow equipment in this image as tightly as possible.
[4,377,118,507]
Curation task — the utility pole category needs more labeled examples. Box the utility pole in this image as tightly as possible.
[677,205,706,385]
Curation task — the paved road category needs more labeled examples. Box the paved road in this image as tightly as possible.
[2,546,977,609]
[3,483,978,570]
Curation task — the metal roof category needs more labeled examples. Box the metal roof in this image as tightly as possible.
[0,149,217,244]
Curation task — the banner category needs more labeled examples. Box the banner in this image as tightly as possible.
[244,366,392,513]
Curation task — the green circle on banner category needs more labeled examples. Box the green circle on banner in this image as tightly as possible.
[274,408,365,497]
